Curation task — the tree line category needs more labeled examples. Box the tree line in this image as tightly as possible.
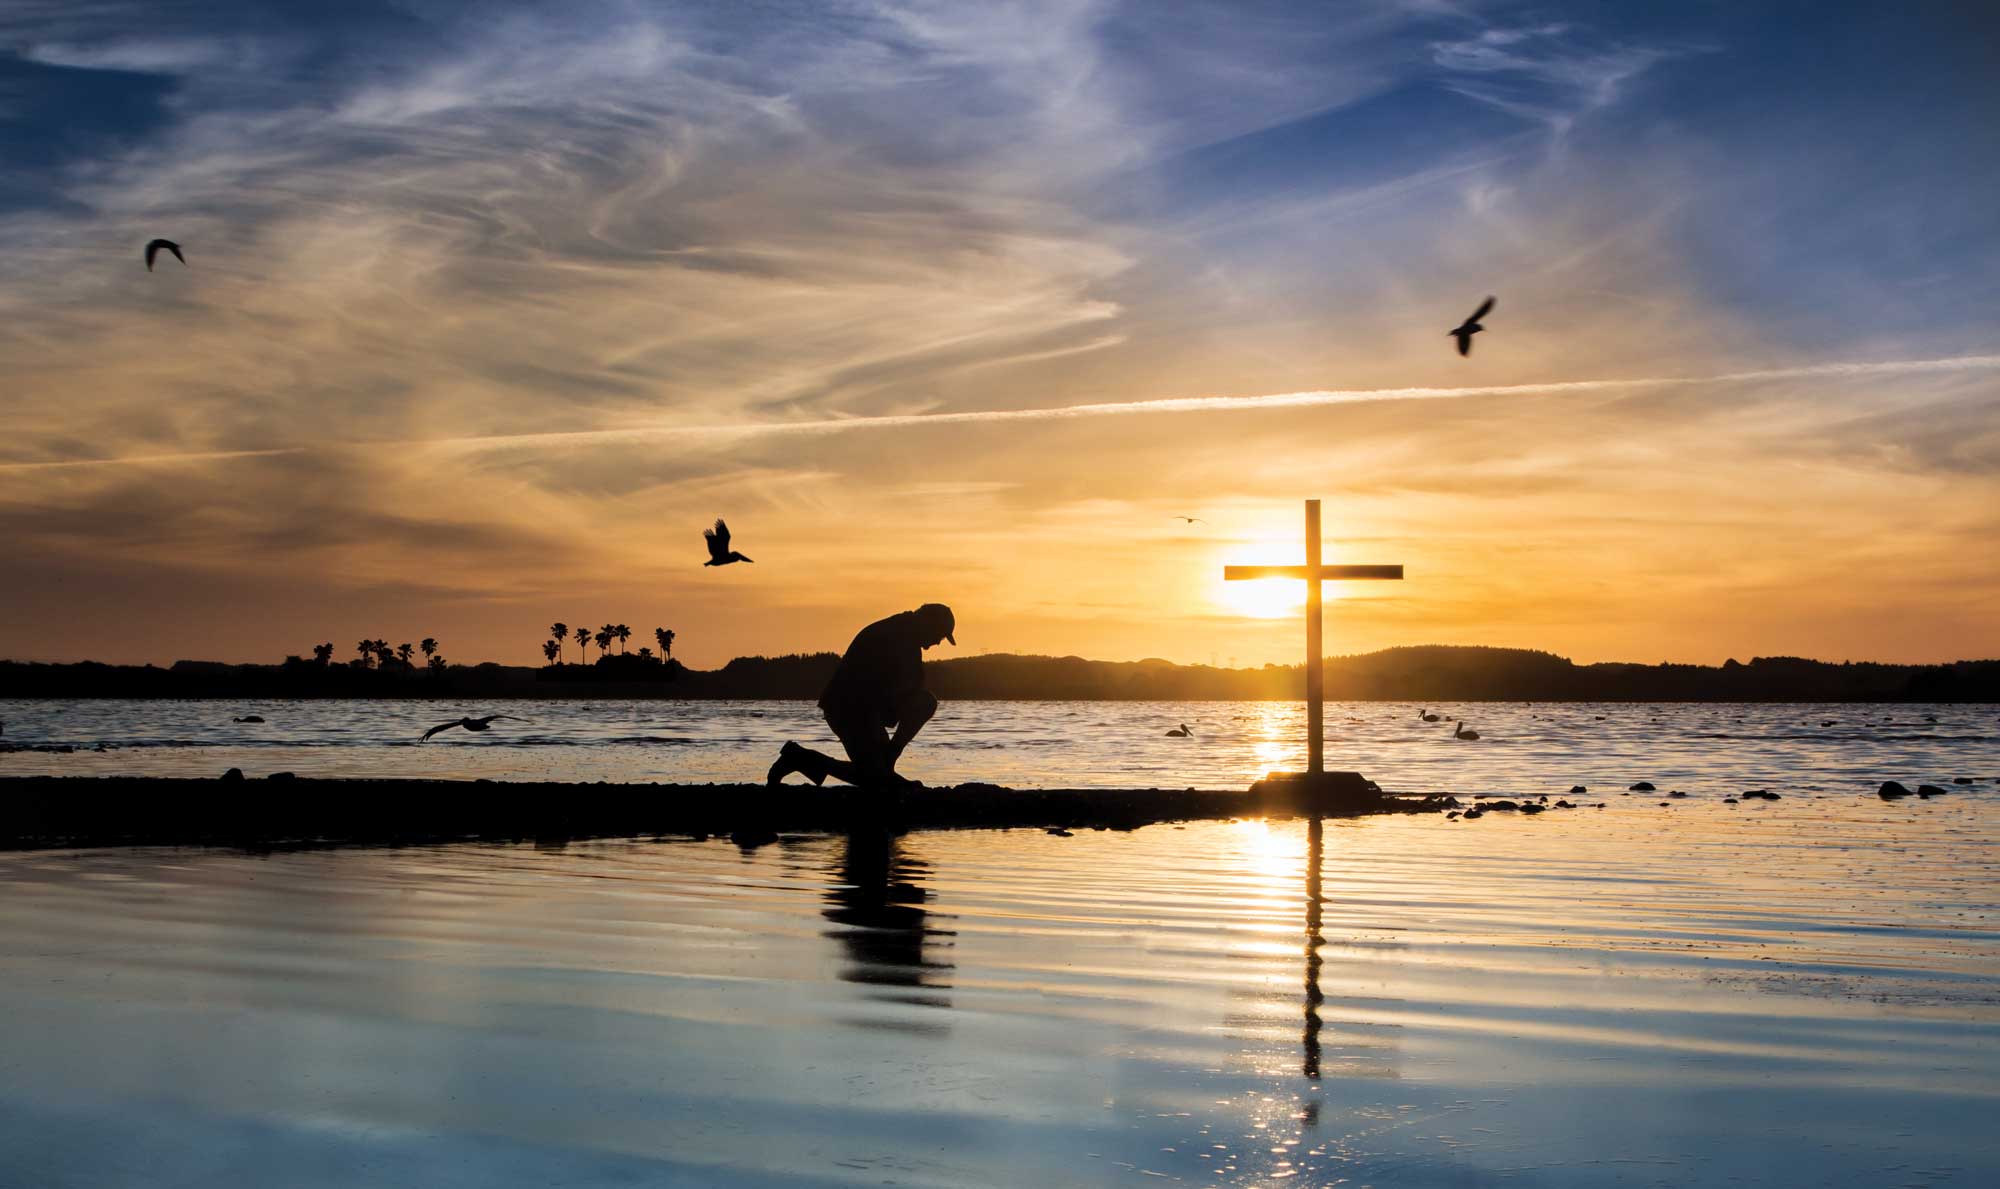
[296,638,448,673]
[543,622,676,667]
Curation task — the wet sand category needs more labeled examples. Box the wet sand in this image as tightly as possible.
[0,772,1446,850]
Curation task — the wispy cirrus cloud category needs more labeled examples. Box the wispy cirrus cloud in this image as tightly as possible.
[1429,21,1686,137]
[0,1,1994,666]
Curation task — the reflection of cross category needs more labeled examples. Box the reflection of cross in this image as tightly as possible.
[1302,816,1323,1084]
[1225,500,1402,776]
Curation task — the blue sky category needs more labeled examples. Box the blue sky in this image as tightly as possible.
[0,1,1995,665]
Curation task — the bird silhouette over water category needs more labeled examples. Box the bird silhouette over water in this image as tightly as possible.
[1448,296,1495,356]
[421,714,519,742]
[703,518,753,566]
[1173,516,1205,525]
[1419,708,1441,722]
[1453,720,1480,740]
[144,239,185,272]
[1165,723,1193,737]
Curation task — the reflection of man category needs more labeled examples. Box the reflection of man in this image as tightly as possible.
[821,828,953,1009]
[767,603,955,790]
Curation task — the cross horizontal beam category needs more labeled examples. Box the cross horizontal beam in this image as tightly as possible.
[1223,564,1404,581]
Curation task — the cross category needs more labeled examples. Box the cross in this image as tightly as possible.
[1225,499,1402,776]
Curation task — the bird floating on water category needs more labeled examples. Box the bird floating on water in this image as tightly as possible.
[1419,708,1441,722]
[1448,295,1495,356]
[144,239,185,272]
[1165,723,1193,737]
[703,518,753,566]
[1453,721,1480,740]
[421,714,520,742]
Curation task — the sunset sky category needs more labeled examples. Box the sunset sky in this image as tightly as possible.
[2,1,1996,669]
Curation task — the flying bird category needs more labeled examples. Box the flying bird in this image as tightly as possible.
[144,239,186,272]
[703,518,753,566]
[1173,516,1206,525]
[1448,296,1495,356]
[420,714,520,742]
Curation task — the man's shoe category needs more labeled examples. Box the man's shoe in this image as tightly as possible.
[861,771,922,802]
[767,741,801,788]
[767,741,825,788]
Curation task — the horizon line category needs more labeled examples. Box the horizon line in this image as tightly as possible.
[6,644,1996,672]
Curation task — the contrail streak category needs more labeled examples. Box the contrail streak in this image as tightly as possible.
[0,447,306,473]
[426,353,2000,453]
[4,354,1995,471]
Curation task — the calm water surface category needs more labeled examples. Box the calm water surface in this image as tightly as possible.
[2,700,1996,1185]
[1,802,1996,1186]
[2,699,1995,793]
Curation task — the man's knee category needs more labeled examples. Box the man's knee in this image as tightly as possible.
[900,690,937,725]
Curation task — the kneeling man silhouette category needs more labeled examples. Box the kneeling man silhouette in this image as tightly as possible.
[769,603,955,791]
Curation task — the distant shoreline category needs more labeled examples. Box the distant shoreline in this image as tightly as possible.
[3,646,1996,702]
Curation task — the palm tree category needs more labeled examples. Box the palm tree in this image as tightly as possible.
[373,640,395,669]
[420,638,437,662]
[573,626,589,657]
[614,624,631,653]
[542,639,560,665]
[594,628,612,658]
[356,640,375,669]
[396,642,415,668]
[549,622,567,664]
[654,628,673,661]
[428,653,447,673]
[312,642,334,666]
[638,646,653,659]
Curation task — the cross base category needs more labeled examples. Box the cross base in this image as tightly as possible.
[1250,770,1387,815]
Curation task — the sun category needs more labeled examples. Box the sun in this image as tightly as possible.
[1212,533,1345,619]
[1217,576,1305,619]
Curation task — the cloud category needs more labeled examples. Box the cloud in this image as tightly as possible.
[1430,22,1686,136]
[21,352,1990,471]
[0,3,1993,667]
[21,36,263,74]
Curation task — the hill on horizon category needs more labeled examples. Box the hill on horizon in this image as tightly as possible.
[2,645,1995,702]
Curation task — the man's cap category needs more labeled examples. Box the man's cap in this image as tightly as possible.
[917,602,955,645]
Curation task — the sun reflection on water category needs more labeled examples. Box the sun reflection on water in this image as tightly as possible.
[1249,701,1300,777]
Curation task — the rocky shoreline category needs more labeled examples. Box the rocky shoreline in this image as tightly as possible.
[0,771,1450,851]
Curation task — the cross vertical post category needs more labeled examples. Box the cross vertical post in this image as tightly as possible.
[1224,500,1402,790]
[1305,499,1324,774]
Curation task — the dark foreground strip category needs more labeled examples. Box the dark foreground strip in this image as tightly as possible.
[0,773,1445,850]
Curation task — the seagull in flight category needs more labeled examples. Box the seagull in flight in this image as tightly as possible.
[703,518,753,566]
[1173,516,1206,525]
[1448,296,1495,356]
[420,714,520,742]
[144,239,186,272]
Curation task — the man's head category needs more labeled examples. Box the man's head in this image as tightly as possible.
[913,603,955,649]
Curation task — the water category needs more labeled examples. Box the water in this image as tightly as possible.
[4,700,1996,1183]
[3,699,1995,793]
[1,804,1996,1186]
